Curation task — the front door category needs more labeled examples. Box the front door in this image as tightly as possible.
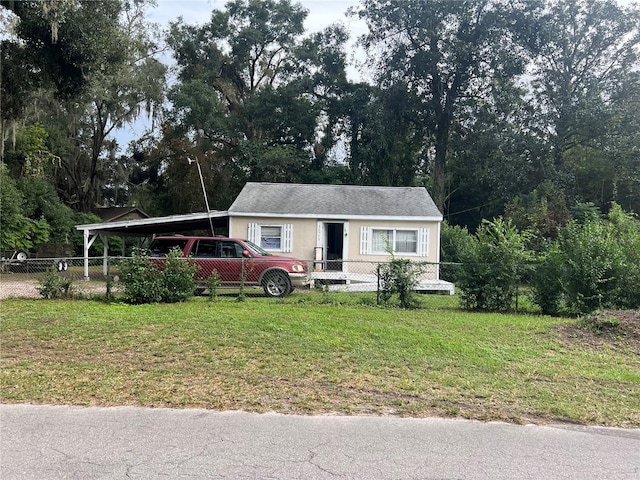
[325,222,345,271]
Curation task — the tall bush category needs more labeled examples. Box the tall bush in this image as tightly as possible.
[439,221,473,283]
[532,203,640,315]
[559,218,622,314]
[458,218,531,311]
[120,248,199,304]
[607,204,640,309]
[531,246,564,315]
[160,249,199,303]
[377,257,422,309]
[120,248,163,304]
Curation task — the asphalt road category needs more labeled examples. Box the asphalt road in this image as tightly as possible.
[1,404,638,479]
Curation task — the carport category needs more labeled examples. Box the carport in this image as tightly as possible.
[75,211,230,279]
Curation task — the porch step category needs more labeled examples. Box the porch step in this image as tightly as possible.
[309,272,455,295]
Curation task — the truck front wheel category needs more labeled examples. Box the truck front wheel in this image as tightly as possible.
[263,271,292,297]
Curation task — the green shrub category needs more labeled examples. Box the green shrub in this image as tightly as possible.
[558,219,621,314]
[607,204,640,309]
[38,266,73,299]
[457,218,532,311]
[531,247,564,315]
[531,203,640,315]
[439,221,473,283]
[120,248,199,304]
[377,257,422,309]
[160,249,199,303]
[120,248,163,304]
[207,269,221,301]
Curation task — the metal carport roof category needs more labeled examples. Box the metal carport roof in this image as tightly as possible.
[75,211,229,278]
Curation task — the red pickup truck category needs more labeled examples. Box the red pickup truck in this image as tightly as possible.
[148,236,307,297]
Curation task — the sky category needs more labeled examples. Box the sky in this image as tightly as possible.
[148,0,362,33]
[115,0,365,148]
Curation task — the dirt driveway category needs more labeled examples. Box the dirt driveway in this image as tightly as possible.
[0,277,110,300]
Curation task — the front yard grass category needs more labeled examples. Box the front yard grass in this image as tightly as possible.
[1,293,638,427]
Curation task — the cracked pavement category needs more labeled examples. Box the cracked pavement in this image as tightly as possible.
[1,404,639,479]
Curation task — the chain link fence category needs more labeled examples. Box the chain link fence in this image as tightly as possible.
[0,256,472,309]
[0,257,114,299]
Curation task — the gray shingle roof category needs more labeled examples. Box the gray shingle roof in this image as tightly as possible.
[229,183,442,219]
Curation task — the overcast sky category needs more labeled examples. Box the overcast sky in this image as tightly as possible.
[148,0,362,33]
[148,0,366,77]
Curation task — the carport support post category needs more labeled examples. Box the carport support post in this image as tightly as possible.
[83,229,99,280]
[83,229,90,280]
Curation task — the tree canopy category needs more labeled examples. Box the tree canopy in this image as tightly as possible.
[1,0,638,253]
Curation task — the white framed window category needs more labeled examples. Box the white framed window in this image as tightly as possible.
[361,227,429,257]
[260,226,282,250]
[372,229,393,253]
[247,223,293,252]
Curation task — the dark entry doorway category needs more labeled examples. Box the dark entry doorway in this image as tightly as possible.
[326,223,344,271]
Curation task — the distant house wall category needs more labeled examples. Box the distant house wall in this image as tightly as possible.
[94,207,150,223]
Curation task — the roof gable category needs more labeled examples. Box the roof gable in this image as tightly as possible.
[229,183,442,219]
[94,207,150,223]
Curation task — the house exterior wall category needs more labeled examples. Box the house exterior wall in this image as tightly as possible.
[229,216,318,259]
[229,216,441,268]
[347,219,440,263]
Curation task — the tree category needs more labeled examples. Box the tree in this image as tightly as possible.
[2,0,167,211]
[166,0,311,146]
[2,123,59,178]
[0,163,49,252]
[353,0,528,211]
[523,0,640,209]
[446,78,549,229]
[1,0,125,156]
[162,0,351,211]
[573,71,640,214]
[346,83,425,186]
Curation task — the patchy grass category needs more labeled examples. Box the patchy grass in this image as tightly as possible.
[1,294,638,427]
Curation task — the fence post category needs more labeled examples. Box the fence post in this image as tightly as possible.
[105,257,112,299]
[376,263,381,305]
[515,263,519,313]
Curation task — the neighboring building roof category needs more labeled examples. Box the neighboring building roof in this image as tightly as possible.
[229,183,443,219]
[94,206,150,223]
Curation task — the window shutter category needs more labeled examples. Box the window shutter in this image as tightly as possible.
[418,228,429,257]
[316,222,324,247]
[360,226,371,255]
[247,223,259,244]
[282,224,293,252]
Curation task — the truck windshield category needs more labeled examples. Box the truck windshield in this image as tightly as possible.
[243,240,272,256]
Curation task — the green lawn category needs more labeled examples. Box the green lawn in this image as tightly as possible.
[1,293,638,427]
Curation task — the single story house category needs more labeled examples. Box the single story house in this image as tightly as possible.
[228,183,446,287]
[77,182,453,293]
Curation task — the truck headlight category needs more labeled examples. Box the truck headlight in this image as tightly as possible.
[292,264,305,273]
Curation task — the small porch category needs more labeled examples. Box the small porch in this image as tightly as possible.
[309,269,455,295]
